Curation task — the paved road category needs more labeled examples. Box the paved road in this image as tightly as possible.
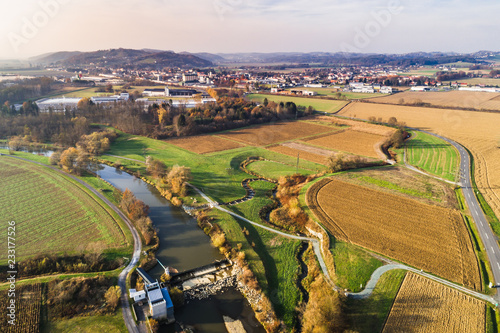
[2,155,144,332]
[408,129,500,303]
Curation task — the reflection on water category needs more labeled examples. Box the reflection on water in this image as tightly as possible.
[0,145,53,157]
[96,164,265,333]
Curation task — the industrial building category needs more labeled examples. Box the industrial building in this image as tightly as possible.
[36,97,82,112]
[131,267,174,323]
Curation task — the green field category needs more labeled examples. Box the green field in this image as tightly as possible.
[406,131,459,182]
[345,270,407,333]
[246,160,315,180]
[102,128,324,204]
[331,242,383,292]
[42,311,126,333]
[223,180,302,328]
[0,157,129,264]
[246,93,348,113]
[284,88,387,100]
[397,68,440,77]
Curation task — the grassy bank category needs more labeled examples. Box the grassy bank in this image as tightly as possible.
[345,270,407,333]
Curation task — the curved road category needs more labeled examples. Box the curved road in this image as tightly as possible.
[2,155,143,333]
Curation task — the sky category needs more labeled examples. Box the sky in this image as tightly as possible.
[0,0,499,59]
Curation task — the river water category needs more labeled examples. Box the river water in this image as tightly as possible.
[96,165,265,333]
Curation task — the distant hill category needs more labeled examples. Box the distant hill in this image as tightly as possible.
[214,52,488,66]
[183,52,227,63]
[31,48,213,68]
[30,51,82,64]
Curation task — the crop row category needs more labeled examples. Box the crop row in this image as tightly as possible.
[307,178,481,290]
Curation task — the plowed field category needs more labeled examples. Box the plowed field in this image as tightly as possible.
[383,273,486,333]
[218,121,335,146]
[307,178,481,289]
[371,90,500,111]
[166,135,245,154]
[339,102,500,222]
[301,130,387,159]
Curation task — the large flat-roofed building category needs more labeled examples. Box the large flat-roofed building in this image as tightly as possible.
[36,97,82,112]
[165,87,199,97]
[143,88,166,97]
[91,93,129,104]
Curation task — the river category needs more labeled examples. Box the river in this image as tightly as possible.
[96,164,265,333]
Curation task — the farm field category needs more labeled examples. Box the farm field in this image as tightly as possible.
[313,115,396,136]
[267,142,331,165]
[0,283,41,333]
[371,90,500,111]
[42,312,127,333]
[0,157,127,264]
[103,127,325,204]
[383,272,486,333]
[218,120,337,146]
[285,87,387,100]
[301,129,387,159]
[246,93,349,113]
[443,77,500,86]
[339,102,500,226]
[406,131,459,182]
[307,178,481,289]
[246,160,315,179]
[333,166,458,208]
[166,134,246,154]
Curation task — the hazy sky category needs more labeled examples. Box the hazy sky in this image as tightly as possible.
[0,0,499,59]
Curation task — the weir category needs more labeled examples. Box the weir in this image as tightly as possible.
[169,258,233,285]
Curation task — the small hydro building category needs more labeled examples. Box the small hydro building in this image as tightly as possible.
[131,267,174,323]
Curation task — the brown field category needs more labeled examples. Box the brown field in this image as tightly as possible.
[301,129,387,159]
[218,121,336,146]
[383,273,486,333]
[307,178,481,289]
[313,116,397,136]
[1,283,42,333]
[267,143,329,165]
[370,90,500,111]
[339,102,500,222]
[166,135,245,154]
[334,166,458,209]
